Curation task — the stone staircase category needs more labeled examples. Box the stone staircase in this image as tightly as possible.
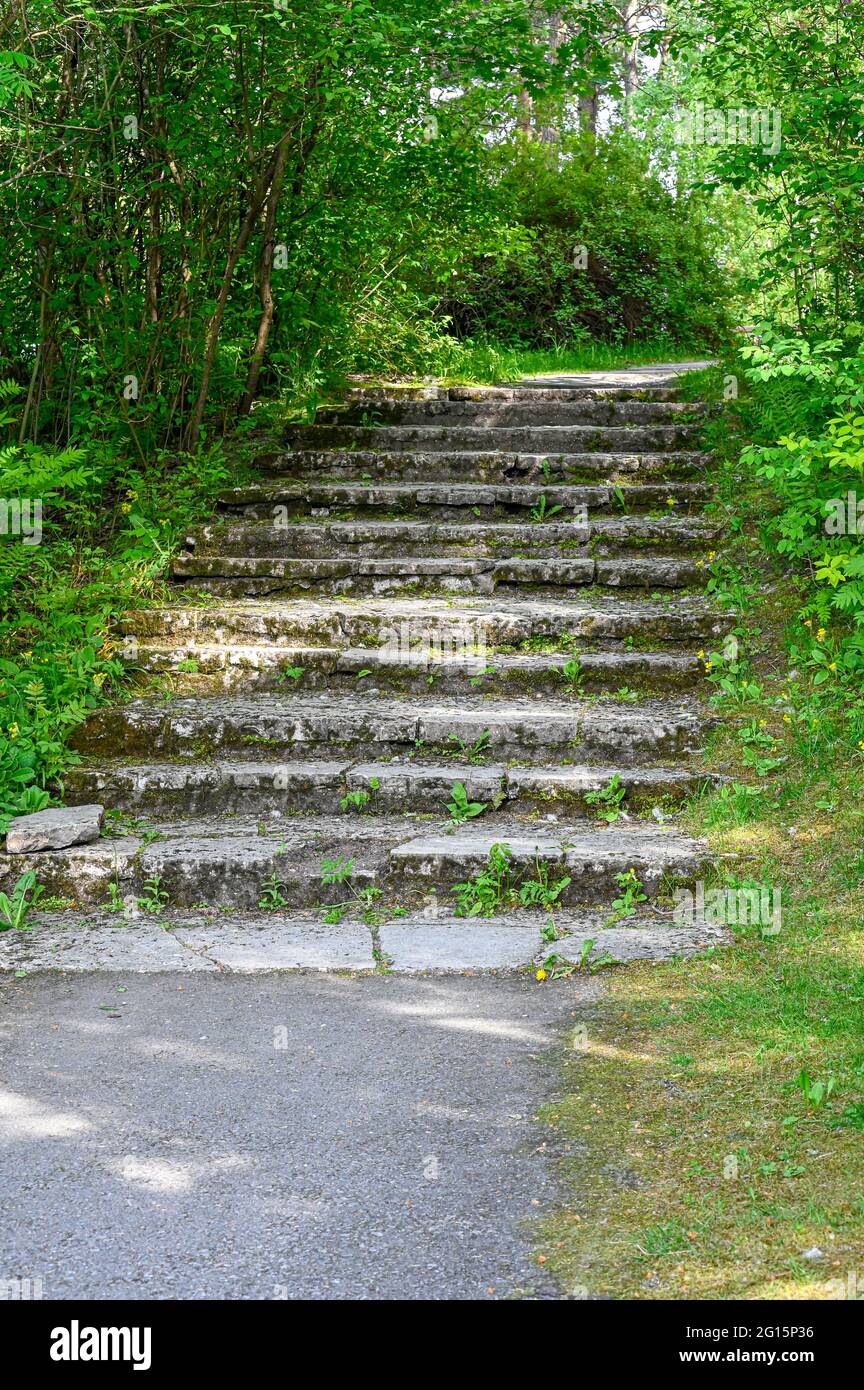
[0,366,731,972]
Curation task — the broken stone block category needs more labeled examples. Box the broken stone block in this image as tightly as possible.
[5,804,104,854]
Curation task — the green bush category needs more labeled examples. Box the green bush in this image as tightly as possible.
[443,136,733,350]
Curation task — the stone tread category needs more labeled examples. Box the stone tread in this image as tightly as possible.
[169,551,703,591]
[122,593,731,646]
[71,692,709,763]
[64,757,712,815]
[0,906,727,973]
[219,479,713,511]
[186,515,721,554]
[124,641,703,690]
[0,814,709,909]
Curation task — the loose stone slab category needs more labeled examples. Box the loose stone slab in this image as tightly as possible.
[6,803,104,854]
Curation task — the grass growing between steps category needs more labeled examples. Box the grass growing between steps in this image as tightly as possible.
[536,358,864,1300]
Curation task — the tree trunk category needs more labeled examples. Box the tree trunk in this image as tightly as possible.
[239,139,289,415]
[185,136,289,449]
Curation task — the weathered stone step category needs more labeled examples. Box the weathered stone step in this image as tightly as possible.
[0,906,726,975]
[218,479,713,519]
[127,640,703,696]
[317,399,707,427]
[72,693,707,764]
[283,423,704,453]
[122,594,730,649]
[0,813,708,910]
[390,823,708,901]
[169,551,702,596]
[261,447,710,484]
[65,757,709,817]
[185,516,719,558]
[346,383,683,402]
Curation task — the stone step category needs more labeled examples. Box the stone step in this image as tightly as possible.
[260,447,710,484]
[0,907,727,974]
[126,641,704,696]
[72,693,708,764]
[346,383,684,402]
[169,551,703,597]
[122,594,730,649]
[390,823,708,901]
[317,399,707,427]
[185,516,719,558]
[0,813,708,910]
[218,479,713,520]
[65,757,709,817]
[283,422,704,453]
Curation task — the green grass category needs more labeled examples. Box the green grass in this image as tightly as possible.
[433,336,715,386]
[534,352,864,1300]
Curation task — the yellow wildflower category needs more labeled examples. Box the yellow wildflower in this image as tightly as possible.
[535,968,547,982]
[8,723,18,738]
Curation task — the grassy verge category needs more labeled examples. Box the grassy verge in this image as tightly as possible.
[433,336,712,385]
[327,336,716,394]
[536,362,864,1301]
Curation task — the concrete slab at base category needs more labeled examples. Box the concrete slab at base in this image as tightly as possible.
[546,922,729,965]
[380,922,544,972]
[0,919,212,972]
[173,920,375,972]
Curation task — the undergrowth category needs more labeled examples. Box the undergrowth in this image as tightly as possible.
[0,380,235,831]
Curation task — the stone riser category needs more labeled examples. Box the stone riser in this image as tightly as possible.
[317,401,706,427]
[220,486,714,522]
[185,517,718,558]
[284,424,703,453]
[352,385,684,402]
[122,597,730,648]
[261,449,711,484]
[127,642,704,695]
[64,759,711,818]
[72,697,706,765]
[0,819,709,910]
[169,557,703,597]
